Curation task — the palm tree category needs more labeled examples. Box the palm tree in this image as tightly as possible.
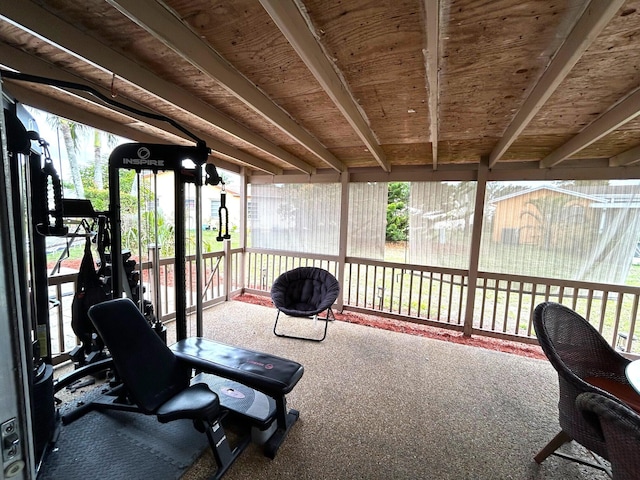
[48,116,86,198]
[93,129,119,189]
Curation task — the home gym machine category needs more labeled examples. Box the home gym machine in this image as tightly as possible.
[3,70,304,475]
[65,139,304,461]
[3,94,58,469]
[107,141,218,339]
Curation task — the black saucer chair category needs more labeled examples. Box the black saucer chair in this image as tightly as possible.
[87,298,247,479]
[577,392,640,480]
[533,302,640,473]
[271,266,340,342]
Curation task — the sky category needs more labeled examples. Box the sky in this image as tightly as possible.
[22,105,130,175]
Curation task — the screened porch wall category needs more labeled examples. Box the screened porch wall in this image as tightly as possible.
[248,179,640,286]
[244,177,640,355]
[347,182,387,260]
[409,181,477,269]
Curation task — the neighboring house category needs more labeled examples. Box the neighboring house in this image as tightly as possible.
[490,185,602,246]
[489,184,640,284]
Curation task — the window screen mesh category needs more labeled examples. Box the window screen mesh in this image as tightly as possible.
[408,182,477,269]
[248,183,340,255]
[347,182,387,259]
[480,181,640,284]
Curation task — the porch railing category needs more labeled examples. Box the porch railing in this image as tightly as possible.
[46,248,640,364]
[242,249,640,354]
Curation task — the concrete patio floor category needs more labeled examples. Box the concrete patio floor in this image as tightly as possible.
[177,299,610,480]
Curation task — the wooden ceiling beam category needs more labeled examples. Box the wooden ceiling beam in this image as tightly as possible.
[0,1,310,174]
[610,144,640,167]
[424,0,439,170]
[107,0,345,173]
[260,0,390,172]
[541,87,640,168]
[0,43,282,175]
[489,0,624,168]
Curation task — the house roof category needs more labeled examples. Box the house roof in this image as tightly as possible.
[491,183,640,205]
[490,185,606,204]
[3,1,640,181]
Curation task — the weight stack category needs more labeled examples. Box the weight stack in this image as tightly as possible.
[32,363,55,461]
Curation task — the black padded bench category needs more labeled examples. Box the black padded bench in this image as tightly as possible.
[169,337,304,458]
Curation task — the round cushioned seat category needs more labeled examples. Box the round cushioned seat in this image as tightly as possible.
[271,267,340,341]
[271,267,340,317]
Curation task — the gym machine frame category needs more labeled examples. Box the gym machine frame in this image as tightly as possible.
[107,141,213,341]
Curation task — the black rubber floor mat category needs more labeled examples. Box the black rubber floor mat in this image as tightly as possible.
[38,408,208,480]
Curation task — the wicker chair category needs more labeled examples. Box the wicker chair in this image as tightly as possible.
[533,302,639,471]
[576,392,640,480]
[271,267,340,342]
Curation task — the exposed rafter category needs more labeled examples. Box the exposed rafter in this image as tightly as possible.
[260,0,390,173]
[541,87,640,169]
[0,43,282,175]
[489,0,624,168]
[0,0,311,174]
[610,145,640,167]
[424,0,439,170]
[106,0,346,173]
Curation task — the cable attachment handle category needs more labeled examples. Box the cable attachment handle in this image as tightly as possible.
[216,182,231,242]
[36,138,68,237]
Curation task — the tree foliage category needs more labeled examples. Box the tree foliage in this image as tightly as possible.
[386,182,409,241]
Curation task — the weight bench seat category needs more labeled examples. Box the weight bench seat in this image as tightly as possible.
[169,337,304,458]
[170,337,303,396]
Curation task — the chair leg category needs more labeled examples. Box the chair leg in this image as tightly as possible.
[534,430,571,463]
[273,309,331,342]
[535,429,612,475]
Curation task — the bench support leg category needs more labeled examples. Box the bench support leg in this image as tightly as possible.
[264,395,299,459]
[205,418,250,479]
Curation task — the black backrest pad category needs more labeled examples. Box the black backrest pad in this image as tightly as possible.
[88,298,189,413]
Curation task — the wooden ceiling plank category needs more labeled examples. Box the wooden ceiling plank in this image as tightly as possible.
[424,0,439,170]
[205,138,283,175]
[609,144,640,167]
[0,43,282,175]
[260,0,390,172]
[489,0,624,168]
[106,0,345,173]
[0,1,313,174]
[541,87,640,168]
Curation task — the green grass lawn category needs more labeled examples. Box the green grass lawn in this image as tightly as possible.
[626,263,640,287]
